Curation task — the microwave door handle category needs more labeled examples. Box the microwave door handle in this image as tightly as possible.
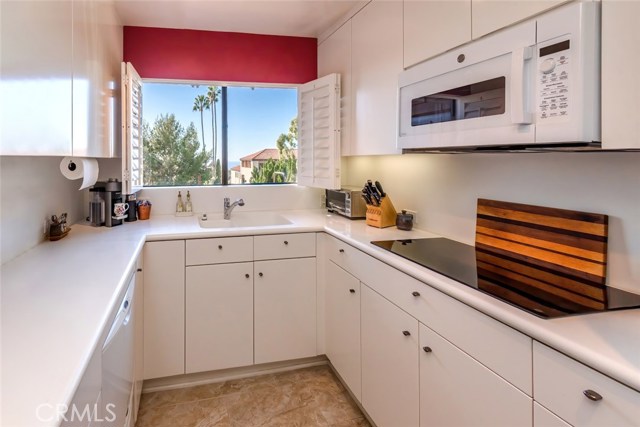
[510,46,533,124]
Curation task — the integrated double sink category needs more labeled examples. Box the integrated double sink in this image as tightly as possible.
[198,212,292,229]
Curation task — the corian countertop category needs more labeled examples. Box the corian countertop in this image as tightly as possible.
[2,209,639,427]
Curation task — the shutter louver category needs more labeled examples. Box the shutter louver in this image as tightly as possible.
[122,62,143,194]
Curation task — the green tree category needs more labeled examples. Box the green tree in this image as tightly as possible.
[192,94,209,151]
[143,114,212,186]
[207,86,221,180]
[250,117,298,184]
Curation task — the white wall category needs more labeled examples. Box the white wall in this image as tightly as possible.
[1,157,84,264]
[345,152,640,293]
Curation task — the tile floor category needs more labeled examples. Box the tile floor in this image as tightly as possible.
[135,365,371,427]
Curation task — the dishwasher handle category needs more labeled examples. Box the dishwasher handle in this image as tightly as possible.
[103,279,135,350]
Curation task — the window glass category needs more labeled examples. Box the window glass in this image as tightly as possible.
[142,82,298,186]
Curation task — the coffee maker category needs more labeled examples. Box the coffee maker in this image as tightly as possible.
[92,178,125,227]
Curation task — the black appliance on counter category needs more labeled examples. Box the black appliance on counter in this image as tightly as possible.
[92,179,125,227]
[371,238,640,319]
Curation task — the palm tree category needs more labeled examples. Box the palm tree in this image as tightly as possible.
[207,86,220,180]
[192,94,209,152]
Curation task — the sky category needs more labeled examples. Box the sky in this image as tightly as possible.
[142,82,298,165]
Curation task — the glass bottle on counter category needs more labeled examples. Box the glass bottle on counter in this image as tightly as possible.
[176,191,184,212]
[185,191,193,212]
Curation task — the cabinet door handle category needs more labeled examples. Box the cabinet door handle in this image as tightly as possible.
[349,289,356,294]
[339,249,345,253]
[137,268,142,272]
[218,245,223,250]
[423,346,432,353]
[284,240,289,245]
[583,389,603,401]
[402,330,411,336]
[259,272,263,277]
[245,274,250,279]
[412,291,420,297]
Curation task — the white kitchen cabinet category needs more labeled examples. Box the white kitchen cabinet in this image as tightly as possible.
[361,284,419,427]
[403,0,471,68]
[0,0,73,155]
[132,258,144,423]
[318,21,353,155]
[351,0,403,155]
[325,261,361,401]
[419,323,532,427]
[472,0,569,39]
[143,241,185,379]
[254,257,317,364]
[533,341,640,427]
[534,402,572,427]
[601,0,640,149]
[186,262,254,373]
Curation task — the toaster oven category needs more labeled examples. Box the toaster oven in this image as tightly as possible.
[326,188,366,219]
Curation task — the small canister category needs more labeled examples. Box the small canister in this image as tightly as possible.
[125,194,137,222]
[396,210,414,231]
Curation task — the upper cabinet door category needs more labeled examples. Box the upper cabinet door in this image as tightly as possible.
[297,73,341,190]
[351,0,403,156]
[601,0,640,149]
[318,21,352,156]
[0,0,73,156]
[122,62,144,195]
[403,0,471,69]
[472,0,569,39]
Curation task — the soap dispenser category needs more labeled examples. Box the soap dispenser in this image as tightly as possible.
[176,191,184,213]
[185,191,193,212]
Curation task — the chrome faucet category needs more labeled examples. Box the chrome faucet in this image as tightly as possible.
[223,197,245,219]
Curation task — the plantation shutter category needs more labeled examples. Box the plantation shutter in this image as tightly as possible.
[297,73,341,189]
[121,62,143,194]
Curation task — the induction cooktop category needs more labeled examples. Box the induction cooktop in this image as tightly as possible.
[371,238,640,318]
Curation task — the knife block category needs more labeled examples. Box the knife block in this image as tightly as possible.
[366,197,397,228]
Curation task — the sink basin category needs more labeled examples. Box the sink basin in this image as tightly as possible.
[198,212,292,228]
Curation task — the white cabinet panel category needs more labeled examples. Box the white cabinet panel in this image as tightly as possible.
[420,323,532,427]
[403,0,471,68]
[318,21,353,155]
[534,342,640,427]
[186,236,253,266]
[351,0,403,155]
[0,0,73,155]
[254,233,316,260]
[133,258,144,423]
[186,263,254,373]
[534,402,572,427]
[602,0,640,149]
[254,258,317,364]
[361,284,419,427]
[472,0,569,39]
[325,261,361,401]
[143,241,185,379]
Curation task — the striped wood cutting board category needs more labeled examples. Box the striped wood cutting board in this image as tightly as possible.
[475,199,608,314]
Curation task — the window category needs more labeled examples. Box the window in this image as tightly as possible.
[140,81,298,186]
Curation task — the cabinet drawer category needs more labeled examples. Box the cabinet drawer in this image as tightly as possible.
[534,342,640,427]
[325,234,532,395]
[186,236,253,266]
[254,233,316,260]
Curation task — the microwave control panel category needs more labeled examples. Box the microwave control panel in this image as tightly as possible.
[537,39,571,122]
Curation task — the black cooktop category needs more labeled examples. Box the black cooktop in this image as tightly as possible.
[371,238,640,318]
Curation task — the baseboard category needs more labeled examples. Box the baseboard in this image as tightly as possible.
[142,355,329,393]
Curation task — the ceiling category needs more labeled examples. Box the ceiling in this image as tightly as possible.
[114,0,364,39]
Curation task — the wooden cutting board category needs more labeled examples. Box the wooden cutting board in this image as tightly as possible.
[475,199,608,311]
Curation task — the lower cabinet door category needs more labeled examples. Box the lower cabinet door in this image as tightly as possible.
[534,402,572,427]
[361,284,419,427]
[186,262,254,373]
[326,261,361,401]
[420,323,532,427]
[254,257,317,364]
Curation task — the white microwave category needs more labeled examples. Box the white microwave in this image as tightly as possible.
[398,2,600,152]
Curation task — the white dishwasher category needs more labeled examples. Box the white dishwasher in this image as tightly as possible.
[102,273,136,426]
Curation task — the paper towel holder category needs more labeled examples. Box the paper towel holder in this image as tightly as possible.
[67,160,77,172]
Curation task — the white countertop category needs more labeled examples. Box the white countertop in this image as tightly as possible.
[2,210,639,426]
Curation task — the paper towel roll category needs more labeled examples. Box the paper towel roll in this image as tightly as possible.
[60,157,99,190]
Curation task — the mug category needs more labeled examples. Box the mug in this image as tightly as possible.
[114,202,129,217]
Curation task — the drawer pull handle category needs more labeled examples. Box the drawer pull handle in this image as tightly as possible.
[412,291,420,297]
[349,289,356,294]
[339,249,345,253]
[402,330,411,336]
[284,240,289,245]
[259,272,263,277]
[423,346,432,353]
[137,268,142,272]
[583,390,603,401]
[245,274,250,279]
[218,245,223,250]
